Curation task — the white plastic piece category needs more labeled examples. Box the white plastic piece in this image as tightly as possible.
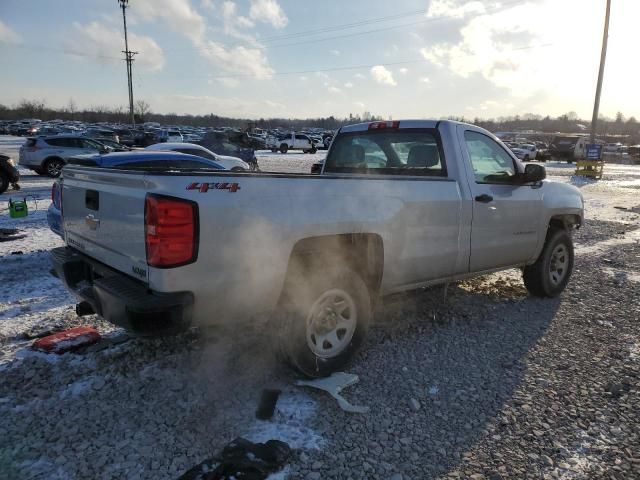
[296,372,369,414]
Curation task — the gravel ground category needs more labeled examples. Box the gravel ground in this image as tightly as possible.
[1,137,639,479]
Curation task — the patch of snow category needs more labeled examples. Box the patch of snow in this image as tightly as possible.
[428,385,439,396]
[267,466,290,480]
[245,390,324,450]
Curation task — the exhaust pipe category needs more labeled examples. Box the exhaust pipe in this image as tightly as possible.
[76,301,95,317]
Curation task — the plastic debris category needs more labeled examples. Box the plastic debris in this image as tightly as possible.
[296,372,369,414]
[31,326,101,354]
[178,437,290,480]
[255,389,282,420]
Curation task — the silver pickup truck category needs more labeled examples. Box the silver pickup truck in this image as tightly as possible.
[51,120,583,377]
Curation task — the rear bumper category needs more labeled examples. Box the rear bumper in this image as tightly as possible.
[50,246,193,335]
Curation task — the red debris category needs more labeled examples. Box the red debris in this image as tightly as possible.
[32,326,101,354]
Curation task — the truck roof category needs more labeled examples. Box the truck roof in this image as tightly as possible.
[339,119,463,133]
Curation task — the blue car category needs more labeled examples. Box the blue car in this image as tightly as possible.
[47,151,225,238]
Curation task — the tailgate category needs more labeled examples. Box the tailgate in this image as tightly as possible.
[62,168,149,282]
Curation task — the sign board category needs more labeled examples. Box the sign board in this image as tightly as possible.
[586,144,603,160]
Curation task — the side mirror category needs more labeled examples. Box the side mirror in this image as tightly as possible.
[523,163,546,183]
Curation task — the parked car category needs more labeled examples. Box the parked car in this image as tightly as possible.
[19,135,108,177]
[549,135,589,163]
[0,154,20,194]
[46,151,226,238]
[199,133,259,171]
[511,143,538,161]
[156,129,184,143]
[114,129,135,146]
[266,132,317,154]
[94,138,131,152]
[145,142,250,171]
[84,128,120,144]
[51,119,583,378]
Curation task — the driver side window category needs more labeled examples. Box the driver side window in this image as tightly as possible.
[464,131,517,183]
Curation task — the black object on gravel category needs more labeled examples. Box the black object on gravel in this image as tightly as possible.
[178,437,290,480]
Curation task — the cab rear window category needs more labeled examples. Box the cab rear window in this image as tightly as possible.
[324,129,446,176]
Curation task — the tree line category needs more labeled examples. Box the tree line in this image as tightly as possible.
[1,99,638,141]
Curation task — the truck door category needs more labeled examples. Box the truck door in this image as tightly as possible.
[457,126,543,272]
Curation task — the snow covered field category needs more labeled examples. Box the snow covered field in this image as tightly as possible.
[1,135,639,479]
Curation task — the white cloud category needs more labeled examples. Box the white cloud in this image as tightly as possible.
[426,0,487,18]
[420,77,430,83]
[200,41,273,79]
[299,76,308,81]
[353,101,365,109]
[344,82,354,88]
[209,77,240,87]
[330,49,340,56]
[399,67,409,75]
[354,73,365,79]
[220,1,257,44]
[0,20,21,44]
[370,65,397,86]
[66,21,165,72]
[131,0,206,44]
[132,0,274,80]
[249,0,288,29]
[328,86,342,94]
[201,0,216,11]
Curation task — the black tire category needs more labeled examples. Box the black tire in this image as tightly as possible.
[524,155,530,161]
[309,147,317,154]
[277,266,371,378]
[0,172,9,194]
[44,158,65,178]
[523,228,574,297]
[279,144,289,154]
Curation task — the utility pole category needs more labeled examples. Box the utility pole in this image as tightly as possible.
[590,0,612,143]
[118,0,137,126]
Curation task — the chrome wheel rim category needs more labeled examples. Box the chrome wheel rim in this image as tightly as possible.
[549,244,569,286]
[47,161,62,176]
[306,289,357,358]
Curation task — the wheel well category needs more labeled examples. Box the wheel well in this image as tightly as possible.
[550,214,581,232]
[282,233,384,300]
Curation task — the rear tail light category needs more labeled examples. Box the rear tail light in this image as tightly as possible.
[368,121,400,130]
[145,194,198,268]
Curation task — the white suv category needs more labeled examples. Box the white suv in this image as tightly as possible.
[19,135,106,177]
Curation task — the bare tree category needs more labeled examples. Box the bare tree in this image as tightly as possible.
[135,100,151,122]
[66,98,77,120]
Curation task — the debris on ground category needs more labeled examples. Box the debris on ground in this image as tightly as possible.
[31,326,101,354]
[0,228,26,242]
[256,388,282,420]
[178,437,290,480]
[296,372,369,413]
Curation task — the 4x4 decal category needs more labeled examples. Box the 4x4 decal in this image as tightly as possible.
[186,182,241,193]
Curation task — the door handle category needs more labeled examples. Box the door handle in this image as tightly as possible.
[475,194,494,203]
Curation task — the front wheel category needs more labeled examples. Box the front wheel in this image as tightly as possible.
[523,228,574,297]
[279,144,289,154]
[277,266,371,378]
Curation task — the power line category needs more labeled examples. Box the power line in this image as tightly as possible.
[258,8,429,43]
[175,0,530,55]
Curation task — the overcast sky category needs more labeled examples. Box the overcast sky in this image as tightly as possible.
[0,0,637,120]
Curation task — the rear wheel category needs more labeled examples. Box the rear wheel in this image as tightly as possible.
[523,228,574,297]
[45,158,64,178]
[279,144,289,154]
[309,147,317,154]
[277,266,371,378]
